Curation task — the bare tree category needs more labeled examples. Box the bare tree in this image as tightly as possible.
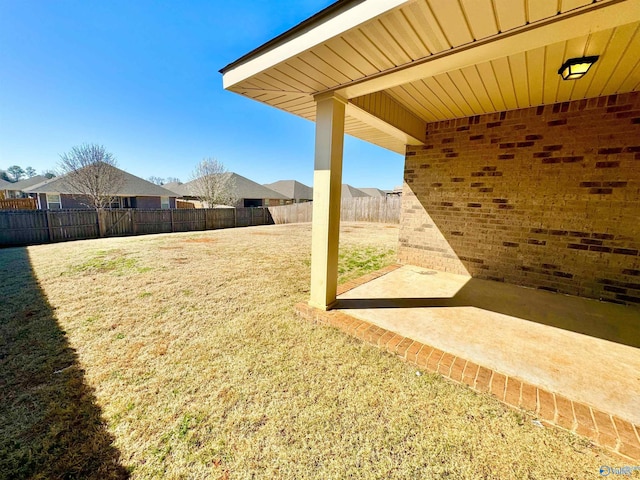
[165,176,181,184]
[189,158,236,207]
[147,176,165,185]
[58,144,125,210]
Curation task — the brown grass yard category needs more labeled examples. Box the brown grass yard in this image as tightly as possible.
[0,222,618,479]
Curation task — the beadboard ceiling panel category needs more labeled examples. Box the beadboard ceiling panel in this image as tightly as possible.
[222,0,640,154]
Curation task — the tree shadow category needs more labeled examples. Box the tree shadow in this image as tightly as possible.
[0,247,129,479]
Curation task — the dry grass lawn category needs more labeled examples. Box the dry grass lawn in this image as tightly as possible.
[0,222,618,479]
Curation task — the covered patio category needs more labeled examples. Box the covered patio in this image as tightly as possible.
[296,263,640,459]
[221,0,640,460]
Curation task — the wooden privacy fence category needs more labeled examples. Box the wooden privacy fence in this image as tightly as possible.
[268,202,313,224]
[268,196,402,224]
[176,200,195,209]
[0,207,274,247]
[0,198,37,210]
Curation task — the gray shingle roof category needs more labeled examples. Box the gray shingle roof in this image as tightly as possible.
[0,178,13,189]
[173,173,288,200]
[163,181,190,197]
[263,180,313,200]
[341,184,370,199]
[25,165,177,197]
[9,175,48,190]
[358,188,387,197]
[230,173,287,199]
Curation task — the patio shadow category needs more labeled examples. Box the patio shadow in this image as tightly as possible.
[0,247,129,479]
[336,276,640,349]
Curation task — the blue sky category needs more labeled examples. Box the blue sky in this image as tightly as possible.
[0,0,403,190]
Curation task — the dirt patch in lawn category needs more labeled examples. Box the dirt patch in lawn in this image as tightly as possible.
[0,222,617,479]
[183,238,218,243]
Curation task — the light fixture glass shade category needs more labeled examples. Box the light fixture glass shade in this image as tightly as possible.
[558,56,599,80]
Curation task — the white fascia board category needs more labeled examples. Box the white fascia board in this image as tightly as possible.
[222,0,410,90]
[334,0,640,99]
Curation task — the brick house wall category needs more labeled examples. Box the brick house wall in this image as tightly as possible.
[36,193,86,209]
[399,92,640,306]
[131,196,176,208]
[135,196,162,209]
[60,194,88,209]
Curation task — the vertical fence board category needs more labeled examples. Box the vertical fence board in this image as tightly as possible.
[134,210,172,235]
[0,198,38,210]
[103,210,133,237]
[0,210,49,245]
[267,197,401,225]
[49,210,99,242]
[0,201,397,247]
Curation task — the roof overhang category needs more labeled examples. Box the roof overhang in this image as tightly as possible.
[221,0,640,154]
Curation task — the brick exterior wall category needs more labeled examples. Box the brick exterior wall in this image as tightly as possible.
[135,196,162,209]
[399,93,640,306]
[59,194,88,209]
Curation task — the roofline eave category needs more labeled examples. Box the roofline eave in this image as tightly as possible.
[220,0,409,90]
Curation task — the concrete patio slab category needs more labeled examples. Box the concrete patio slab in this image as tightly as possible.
[337,265,640,425]
[296,264,640,460]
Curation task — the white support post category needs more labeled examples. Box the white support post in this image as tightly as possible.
[309,93,346,310]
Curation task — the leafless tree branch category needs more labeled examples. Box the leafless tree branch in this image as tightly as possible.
[58,144,125,210]
[189,158,236,207]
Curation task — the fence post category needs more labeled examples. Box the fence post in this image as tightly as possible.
[234,208,237,228]
[132,209,137,235]
[45,210,53,242]
[170,209,174,232]
[97,209,107,237]
[250,207,254,226]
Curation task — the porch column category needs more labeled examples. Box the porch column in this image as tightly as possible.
[309,92,346,310]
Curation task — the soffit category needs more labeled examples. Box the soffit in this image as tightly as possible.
[223,0,640,154]
[386,23,640,122]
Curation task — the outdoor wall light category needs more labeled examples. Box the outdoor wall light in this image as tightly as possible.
[558,56,599,80]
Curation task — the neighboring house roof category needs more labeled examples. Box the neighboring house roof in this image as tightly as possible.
[231,173,287,199]
[358,188,387,197]
[163,181,190,197]
[264,180,313,201]
[341,184,370,199]
[25,165,177,197]
[171,173,288,200]
[9,175,48,191]
[0,178,13,189]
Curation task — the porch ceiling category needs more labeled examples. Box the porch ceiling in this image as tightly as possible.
[221,0,640,154]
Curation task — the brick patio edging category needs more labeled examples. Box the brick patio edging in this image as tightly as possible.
[294,265,640,461]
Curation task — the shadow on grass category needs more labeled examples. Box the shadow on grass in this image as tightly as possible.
[0,247,129,479]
